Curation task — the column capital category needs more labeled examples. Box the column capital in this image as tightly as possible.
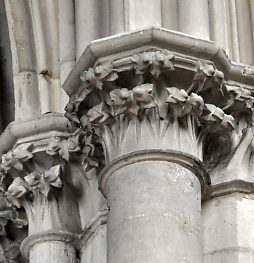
[0,113,97,259]
[63,27,254,198]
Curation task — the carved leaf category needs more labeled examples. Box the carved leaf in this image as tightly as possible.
[149,51,174,78]
[131,51,174,77]
[183,93,204,116]
[80,68,103,90]
[46,138,62,156]
[132,84,157,109]
[87,103,110,123]
[166,88,188,105]
[1,143,34,172]
[188,62,225,95]
[24,172,41,191]
[6,178,30,208]
[59,141,80,161]
[203,104,235,131]
[110,88,130,115]
[44,165,62,189]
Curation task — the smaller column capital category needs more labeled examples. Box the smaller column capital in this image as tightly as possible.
[0,113,97,237]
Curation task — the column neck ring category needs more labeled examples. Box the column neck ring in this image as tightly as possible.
[20,230,79,259]
[99,149,211,198]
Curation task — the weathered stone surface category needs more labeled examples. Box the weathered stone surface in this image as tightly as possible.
[1,2,254,262]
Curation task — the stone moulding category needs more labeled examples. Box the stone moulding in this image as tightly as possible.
[208,180,254,198]
[63,26,254,96]
[0,113,76,156]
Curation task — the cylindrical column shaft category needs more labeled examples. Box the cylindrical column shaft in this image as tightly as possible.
[21,232,78,263]
[105,159,203,263]
[29,241,76,263]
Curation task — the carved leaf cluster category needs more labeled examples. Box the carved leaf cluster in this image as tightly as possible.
[188,62,225,95]
[224,85,254,113]
[46,131,98,173]
[46,136,81,161]
[79,83,235,134]
[1,144,34,173]
[0,188,27,241]
[63,49,254,160]
[86,84,156,124]
[65,50,175,124]
[131,50,174,77]
[6,165,62,208]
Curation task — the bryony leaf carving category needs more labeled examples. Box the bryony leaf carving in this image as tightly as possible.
[6,178,30,208]
[87,103,110,123]
[131,50,174,77]
[6,165,62,207]
[132,84,156,109]
[203,104,235,131]
[80,63,118,90]
[1,143,34,173]
[188,62,225,94]
[46,135,81,161]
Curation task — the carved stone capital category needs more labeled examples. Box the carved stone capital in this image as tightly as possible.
[63,27,254,198]
[64,48,238,164]
[0,114,97,239]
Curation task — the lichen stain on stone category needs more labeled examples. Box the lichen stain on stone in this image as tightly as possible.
[167,167,195,193]
[172,213,195,234]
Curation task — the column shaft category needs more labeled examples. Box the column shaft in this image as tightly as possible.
[29,241,76,263]
[105,160,202,263]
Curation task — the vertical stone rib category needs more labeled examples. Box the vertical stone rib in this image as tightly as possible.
[227,0,240,62]
[29,0,61,113]
[250,0,254,56]
[209,0,231,56]
[235,0,253,64]
[4,0,41,120]
[109,0,162,34]
[109,0,125,34]
[127,0,162,31]
[161,0,178,31]
[75,0,100,59]
[178,0,210,40]
[59,0,75,109]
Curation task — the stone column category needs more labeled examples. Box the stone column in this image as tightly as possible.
[101,151,206,263]
[21,231,77,263]
[0,114,86,263]
[64,33,237,262]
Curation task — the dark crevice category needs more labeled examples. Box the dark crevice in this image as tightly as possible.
[0,0,14,132]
